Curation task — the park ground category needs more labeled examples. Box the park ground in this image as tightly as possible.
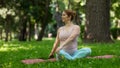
[0,38,120,68]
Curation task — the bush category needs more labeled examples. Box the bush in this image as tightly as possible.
[80,25,85,39]
[110,28,120,39]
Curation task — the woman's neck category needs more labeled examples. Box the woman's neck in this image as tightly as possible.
[65,21,73,27]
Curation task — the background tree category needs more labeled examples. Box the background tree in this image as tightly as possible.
[110,0,120,40]
[37,0,52,41]
[84,0,113,43]
[0,0,119,42]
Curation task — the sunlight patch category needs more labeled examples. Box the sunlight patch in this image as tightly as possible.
[3,44,9,46]
[78,45,91,48]
[0,46,30,52]
[0,47,8,52]
[43,38,54,40]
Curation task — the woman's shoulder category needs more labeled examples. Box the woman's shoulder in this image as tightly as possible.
[73,25,80,29]
[57,26,64,32]
[58,26,64,30]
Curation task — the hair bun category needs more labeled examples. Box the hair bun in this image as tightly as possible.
[72,11,76,17]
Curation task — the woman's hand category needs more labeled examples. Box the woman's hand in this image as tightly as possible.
[48,53,54,58]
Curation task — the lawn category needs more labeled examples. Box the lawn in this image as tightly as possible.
[0,38,120,68]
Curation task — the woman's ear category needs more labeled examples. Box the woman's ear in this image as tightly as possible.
[68,16,72,20]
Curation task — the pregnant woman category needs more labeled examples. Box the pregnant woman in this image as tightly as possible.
[49,9,91,60]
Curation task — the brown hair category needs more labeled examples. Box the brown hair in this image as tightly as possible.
[64,10,76,21]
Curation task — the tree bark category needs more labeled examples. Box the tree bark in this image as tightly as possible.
[18,16,27,41]
[5,15,12,42]
[0,28,2,40]
[84,0,113,43]
[37,0,50,41]
[10,31,12,41]
[28,22,33,41]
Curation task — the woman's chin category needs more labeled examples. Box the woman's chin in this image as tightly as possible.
[62,19,66,22]
[62,20,65,22]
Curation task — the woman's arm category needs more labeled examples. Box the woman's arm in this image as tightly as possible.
[48,29,60,58]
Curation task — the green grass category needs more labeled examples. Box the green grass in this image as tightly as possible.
[0,38,120,68]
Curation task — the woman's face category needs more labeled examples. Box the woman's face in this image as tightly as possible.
[61,11,70,22]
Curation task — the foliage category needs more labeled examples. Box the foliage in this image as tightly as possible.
[80,25,85,39]
[110,28,120,39]
[0,0,52,41]
[0,0,120,41]
[110,0,120,27]
[0,39,120,68]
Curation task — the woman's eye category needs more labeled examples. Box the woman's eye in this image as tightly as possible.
[62,14,65,16]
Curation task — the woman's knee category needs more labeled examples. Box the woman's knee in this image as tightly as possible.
[59,50,66,55]
[82,48,91,53]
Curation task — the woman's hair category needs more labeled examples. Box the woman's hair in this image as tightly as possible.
[64,9,76,21]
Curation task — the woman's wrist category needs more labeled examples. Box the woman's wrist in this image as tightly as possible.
[51,51,54,54]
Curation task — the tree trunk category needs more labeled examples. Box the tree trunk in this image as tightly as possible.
[37,23,47,41]
[18,16,27,41]
[68,0,71,9]
[84,0,113,43]
[0,28,2,40]
[5,15,11,42]
[37,0,50,41]
[10,31,12,41]
[28,22,33,41]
